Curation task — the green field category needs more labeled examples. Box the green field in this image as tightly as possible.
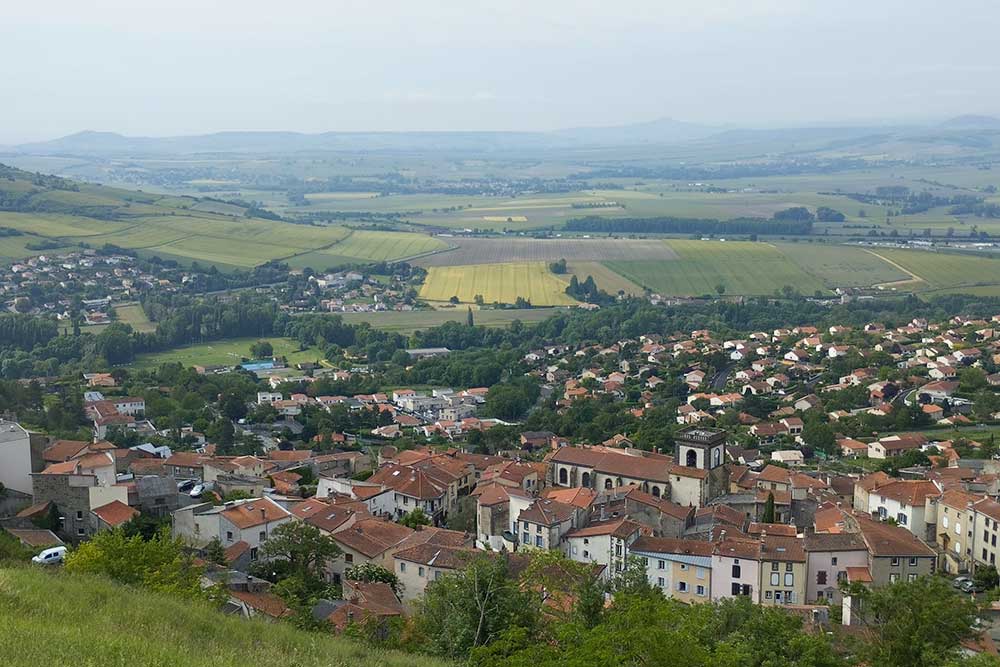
[775,243,908,287]
[0,566,443,667]
[114,303,156,332]
[566,261,643,296]
[130,337,322,369]
[605,240,831,297]
[871,248,1000,294]
[419,261,579,305]
[285,230,449,270]
[339,307,569,332]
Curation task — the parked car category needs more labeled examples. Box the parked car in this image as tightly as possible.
[960,580,984,594]
[953,576,972,589]
[189,483,205,497]
[31,546,67,566]
[177,479,196,492]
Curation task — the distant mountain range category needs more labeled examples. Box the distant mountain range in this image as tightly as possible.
[6,115,999,157]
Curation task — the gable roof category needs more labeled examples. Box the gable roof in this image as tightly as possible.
[42,439,90,462]
[857,516,935,557]
[220,498,290,529]
[629,536,713,557]
[519,498,577,526]
[91,500,139,527]
[331,518,414,558]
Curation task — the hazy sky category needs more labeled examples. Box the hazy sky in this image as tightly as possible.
[3,0,998,142]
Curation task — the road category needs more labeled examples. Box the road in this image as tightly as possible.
[711,365,734,391]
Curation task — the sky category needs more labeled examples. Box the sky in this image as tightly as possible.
[2,0,999,143]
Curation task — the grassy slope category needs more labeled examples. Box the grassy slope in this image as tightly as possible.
[0,566,446,667]
[0,167,442,270]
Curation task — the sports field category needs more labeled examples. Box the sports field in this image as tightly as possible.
[605,240,830,297]
[419,261,579,305]
[114,303,156,332]
[130,337,321,369]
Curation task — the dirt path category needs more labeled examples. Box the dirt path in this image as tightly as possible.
[864,249,927,289]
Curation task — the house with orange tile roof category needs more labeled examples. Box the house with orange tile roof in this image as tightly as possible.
[91,499,139,530]
[171,496,292,558]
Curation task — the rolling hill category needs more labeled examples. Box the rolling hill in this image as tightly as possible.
[0,566,446,667]
[0,163,446,270]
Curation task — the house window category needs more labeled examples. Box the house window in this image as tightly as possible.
[908,557,918,567]
[770,573,780,586]
[765,590,773,600]
[418,566,425,577]
[784,573,794,586]
[897,513,907,526]
[536,525,542,534]
[250,547,258,561]
[522,532,529,544]
[435,571,441,580]
[657,577,665,587]
[889,573,899,583]
[403,497,409,505]
[732,563,741,578]
[583,550,590,559]
[817,570,827,585]
[696,567,705,579]
[400,562,406,573]
[696,585,706,596]
[571,546,578,555]
[785,563,793,572]
[344,553,353,563]
[908,574,917,582]
[259,531,266,541]
[77,527,85,536]
[677,581,688,593]
[830,557,838,566]
[679,563,688,571]
[535,536,543,548]
[615,544,622,557]
[658,560,665,570]
[226,531,233,542]
[771,562,779,572]
[583,538,589,545]
[76,511,84,521]
[890,557,899,566]
[732,583,742,596]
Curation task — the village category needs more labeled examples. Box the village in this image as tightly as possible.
[2,306,1000,657]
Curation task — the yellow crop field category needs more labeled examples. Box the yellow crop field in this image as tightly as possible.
[419,262,579,306]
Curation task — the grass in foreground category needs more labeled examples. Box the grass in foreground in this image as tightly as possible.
[0,566,446,667]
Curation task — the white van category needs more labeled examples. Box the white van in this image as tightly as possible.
[32,546,67,565]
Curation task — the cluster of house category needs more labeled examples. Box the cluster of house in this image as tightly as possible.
[255,386,504,440]
[2,251,186,319]
[308,270,420,314]
[524,315,1000,449]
